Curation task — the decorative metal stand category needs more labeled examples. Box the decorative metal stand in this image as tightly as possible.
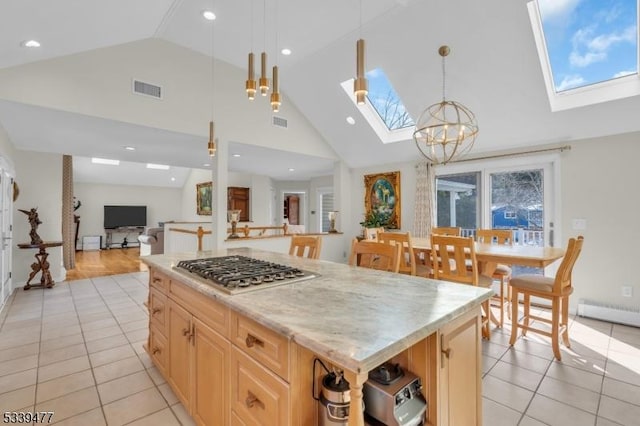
[228,210,242,239]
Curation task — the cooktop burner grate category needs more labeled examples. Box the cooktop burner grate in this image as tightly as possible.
[174,255,317,294]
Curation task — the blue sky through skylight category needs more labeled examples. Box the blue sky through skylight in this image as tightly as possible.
[538,0,638,92]
[365,68,414,130]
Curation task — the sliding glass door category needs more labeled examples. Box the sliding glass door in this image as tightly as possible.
[435,155,560,274]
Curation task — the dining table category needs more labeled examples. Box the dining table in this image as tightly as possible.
[411,237,566,270]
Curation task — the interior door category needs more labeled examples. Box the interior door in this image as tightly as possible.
[0,170,13,308]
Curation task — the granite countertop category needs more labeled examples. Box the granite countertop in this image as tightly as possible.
[141,247,492,373]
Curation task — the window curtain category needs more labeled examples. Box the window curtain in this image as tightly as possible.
[413,162,435,238]
[62,155,75,270]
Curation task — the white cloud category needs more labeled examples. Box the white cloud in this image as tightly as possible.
[538,0,581,21]
[613,70,635,78]
[569,25,637,68]
[556,74,586,91]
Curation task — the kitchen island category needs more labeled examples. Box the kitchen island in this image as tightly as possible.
[141,247,492,426]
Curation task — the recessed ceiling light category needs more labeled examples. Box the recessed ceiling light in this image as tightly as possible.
[202,10,216,20]
[171,177,176,182]
[146,163,170,170]
[124,146,136,151]
[288,168,295,172]
[22,40,41,48]
[281,48,292,56]
[91,157,120,166]
[232,154,241,158]
[346,116,356,125]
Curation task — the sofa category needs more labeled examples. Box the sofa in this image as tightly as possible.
[138,227,164,256]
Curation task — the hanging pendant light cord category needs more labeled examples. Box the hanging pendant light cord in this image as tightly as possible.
[442,54,446,102]
[211,5,215,119]
[263,0,267,52]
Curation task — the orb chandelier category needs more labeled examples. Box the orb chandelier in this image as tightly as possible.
[413,45,478,165]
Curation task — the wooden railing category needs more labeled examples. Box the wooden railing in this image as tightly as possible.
[227,223,289,238]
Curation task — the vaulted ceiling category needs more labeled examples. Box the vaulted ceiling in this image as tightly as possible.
[1,0,639,185]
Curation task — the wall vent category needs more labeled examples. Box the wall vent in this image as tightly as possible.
[133,79,162,99]
[272,116,288,128]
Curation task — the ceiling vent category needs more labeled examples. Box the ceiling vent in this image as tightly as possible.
[133,79,162,99]
[272,116,288,128]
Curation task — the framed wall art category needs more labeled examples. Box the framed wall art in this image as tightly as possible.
[363,171,401,229]
[196,181,213,216]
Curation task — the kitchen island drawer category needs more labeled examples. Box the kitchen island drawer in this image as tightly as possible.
[148,324,168,376]
[231,346,289,426]
[231,312,290,381]
[169,279,230,338]
[149,287,168,336]
[149,269,170,293]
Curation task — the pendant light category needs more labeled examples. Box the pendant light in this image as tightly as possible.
[207,3,216,157]
[413,46,478,165]
[245,0,257,100]
[353,0,367,105]
[270,0,281,112]
[259,0,270,96]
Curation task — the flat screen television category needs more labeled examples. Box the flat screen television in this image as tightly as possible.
[103,205,147,229]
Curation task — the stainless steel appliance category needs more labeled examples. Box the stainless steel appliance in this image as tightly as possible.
[363,363,427,426]
[319,371,351,426]
[173,255,317,294]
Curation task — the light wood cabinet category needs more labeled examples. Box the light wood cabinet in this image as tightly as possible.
[439,308,482,426]
[146,267,484,426]
[231,346,290,426]
[192,317,230,426]
[168,300,191,408]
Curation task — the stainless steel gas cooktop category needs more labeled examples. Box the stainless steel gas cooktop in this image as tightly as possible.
[173,255,317,295]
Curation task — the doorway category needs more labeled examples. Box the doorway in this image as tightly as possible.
[0,162,14,310]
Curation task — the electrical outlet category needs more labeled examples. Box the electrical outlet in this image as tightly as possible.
[572,218,587,230]
[622,286,633,298]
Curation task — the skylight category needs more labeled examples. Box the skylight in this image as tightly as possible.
[340,68,415,144]
[529,0,640,111]
[366,69,414,130]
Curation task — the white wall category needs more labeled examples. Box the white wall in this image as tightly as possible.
[0,122,16,163]
[180,168,214,223]
[561,132,640,310]
[74,182,182,248]
[0,39,338,162]
[13,151,64,283]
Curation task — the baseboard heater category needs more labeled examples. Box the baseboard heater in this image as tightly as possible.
[577,299,640,327]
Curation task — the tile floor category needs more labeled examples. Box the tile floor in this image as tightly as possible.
[0,272,639,425]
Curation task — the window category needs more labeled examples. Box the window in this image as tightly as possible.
[319,191,334,233]
[504,211,517,219]
[436,172,480,237]
[528,0,640,111]
[340,69,414,143]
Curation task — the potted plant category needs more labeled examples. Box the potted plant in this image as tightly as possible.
[359,210,388,231]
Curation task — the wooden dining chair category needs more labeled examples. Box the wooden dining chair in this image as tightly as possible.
[349,239,401,273]
[509,236,584,361]
[378,231,434,278]
[430,235,493,339]
[363,227,385,241]
[475,228,514,328]
[288,235,322,259]
[431,226,462,236]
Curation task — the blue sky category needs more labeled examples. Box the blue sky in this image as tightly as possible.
[538,0,638,92]
[365,68,414,130]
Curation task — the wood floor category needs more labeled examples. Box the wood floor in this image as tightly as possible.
[65,247,148,281]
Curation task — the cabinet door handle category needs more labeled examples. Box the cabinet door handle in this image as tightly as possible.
[182,328,191,338]
[153,277,162,283]
[152,347,160,355]
[441,348,452,359]
[245,334,264,348]
[245,391,265,409]
[152,308,162,315]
